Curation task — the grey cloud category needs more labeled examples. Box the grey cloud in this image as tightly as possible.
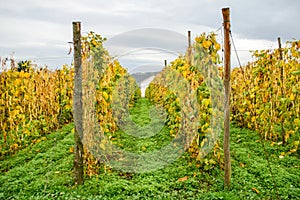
[130,64,164,73]
[105,28,188,57]
[148,0,300,41]
[0,0,299,69]
[226,0,300,41]
[0,41,72,68]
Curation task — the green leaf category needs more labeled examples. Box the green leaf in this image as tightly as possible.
[291,70,300,75]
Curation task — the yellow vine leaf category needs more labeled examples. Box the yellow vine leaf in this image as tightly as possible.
[100,143,106,150]
[252,188,260,194]
[290,93,295,101]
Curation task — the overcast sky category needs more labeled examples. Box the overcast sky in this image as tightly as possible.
[0,0,299,71]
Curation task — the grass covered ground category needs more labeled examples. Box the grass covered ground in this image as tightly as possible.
[0,98,299,199]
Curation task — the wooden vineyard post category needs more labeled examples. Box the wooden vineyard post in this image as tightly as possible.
[222,7,231,189]
[277,37,286,144]
[73,21,84,185]
[187,30,192,65]
[188,30,191,48]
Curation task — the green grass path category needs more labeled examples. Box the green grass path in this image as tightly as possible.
[0,98,299,199]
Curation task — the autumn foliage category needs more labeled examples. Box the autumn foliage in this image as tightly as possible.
[231,41,300,142]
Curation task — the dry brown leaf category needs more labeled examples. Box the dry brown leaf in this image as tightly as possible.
[178,176,188,182]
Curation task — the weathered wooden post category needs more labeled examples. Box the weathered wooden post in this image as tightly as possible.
[73,21,84,185]
[222,7,231,189]
[277,37,286,145]
[187,30,192,65]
